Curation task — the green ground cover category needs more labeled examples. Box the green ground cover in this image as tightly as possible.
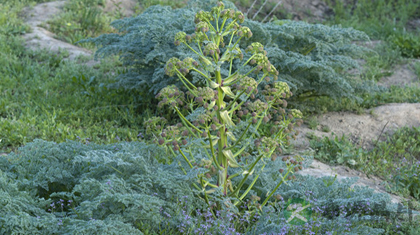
[1,0,420,234]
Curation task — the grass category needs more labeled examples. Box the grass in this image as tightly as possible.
[0,41,150,153]
[412,61,420,80]
[1,0,420,233]
[0,0,153,153]
[306,116,319,130]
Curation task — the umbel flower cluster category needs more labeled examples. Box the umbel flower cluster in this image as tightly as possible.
[144,1,303,211]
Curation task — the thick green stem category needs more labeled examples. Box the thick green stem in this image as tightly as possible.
[208,129,223,171]
[215,70,228,195]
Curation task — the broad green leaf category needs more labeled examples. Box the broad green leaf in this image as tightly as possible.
[220,110,235,127]
[208,100,216,110]
[221,86,235,98]
[223,150,240,167]
[209,80,219,89]
[226,131,236,142]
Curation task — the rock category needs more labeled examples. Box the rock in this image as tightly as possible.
[21,1,98,65]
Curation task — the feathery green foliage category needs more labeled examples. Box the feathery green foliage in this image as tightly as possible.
[1,139,415,234]
[81,0,373,114]
[0,140,203,234]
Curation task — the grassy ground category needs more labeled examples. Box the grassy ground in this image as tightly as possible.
[1,0,420,233]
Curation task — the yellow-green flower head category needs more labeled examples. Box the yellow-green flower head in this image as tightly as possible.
[174,31,187,46]
[196,21,210,33]
[211,1,225,15]
[235,11,245,23]
[260,136,279,152]
[165,57,182,76]
[237,76,257,94]
[196,87,215,101]
[221,9,236,19]
[253,53,269,66]
[157,85,185,108]
[274,81,290,95]
[247,99,268,113]
[193,31,207,43]
[291,109,303,119]
[163,125,181,140]
[261,61,276,75]
[237,26,252,38]
[196,112,212,125]
[182,57,196,69]
[195,10,214,23]
[246,42,264,54]
[222,46,243,61]
[143,116,167,135]
[204,42,218,55]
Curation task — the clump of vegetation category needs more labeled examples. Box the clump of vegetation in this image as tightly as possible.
[144,0,305,210]
[390,33,420,58]
[310,133,362,167]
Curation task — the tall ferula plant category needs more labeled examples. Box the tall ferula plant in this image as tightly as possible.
[144,1,304,209]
